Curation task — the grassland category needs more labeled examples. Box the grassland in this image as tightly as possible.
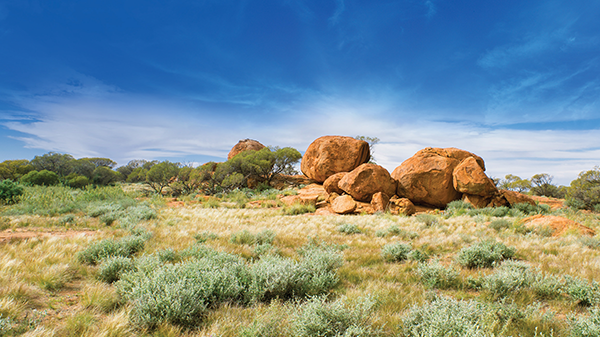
[1,185,600,336]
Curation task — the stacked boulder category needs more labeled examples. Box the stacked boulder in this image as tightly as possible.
[291,136,536,215]
[299,136,415,215]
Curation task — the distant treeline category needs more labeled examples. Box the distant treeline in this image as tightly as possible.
[0,147,302,195]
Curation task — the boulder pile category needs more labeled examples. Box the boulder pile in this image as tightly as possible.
[288,136,538,215]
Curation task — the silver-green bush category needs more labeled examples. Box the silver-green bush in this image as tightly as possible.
[456,241,516,269]
[96,256,135,283]
[569,307,600,337]
[418,260,460,289]
[565,276,600,306]
[291,296,378,337]
[401,296,495,337]
[77,236,145,265]
[381,243,412,262]
[117,252,249,329]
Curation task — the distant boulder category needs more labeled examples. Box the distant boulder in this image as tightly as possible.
[227,139,266,160]
[301,136,370,183]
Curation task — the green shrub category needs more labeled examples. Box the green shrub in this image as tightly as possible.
[456,241,516,269]
[445,200,474,217]
[531,273,565,300]
[418,260,460,289]
[415,214,438,226]
[387,225,419,239]
[568,307,600,337]
[77,236,146,265]
[97,256,135,283]
[282,203,315,215]
[255,229,276,245]
[565,167,600,210]
[291,296,378,337]
[230,229,276,245]
[0,179,23,204]
[511,202,548,216]
[19,170,59,186]
[489,219,511,231]
[408,249,429,262]
[117,252,249,329]
[401,296,495,336]
[336,223,362,235]
[230,230,256,245]
[193,231,219,243]
[480,261,534,297]
[565,276,600,306]
[156,248,179,263]
[381,242,412,262]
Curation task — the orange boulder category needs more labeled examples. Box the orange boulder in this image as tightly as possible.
[338,164,396,202]
[323,172,347,195]
[301,136,370,183]
[453,157,498,196]
[227,139,266,160]
[331,195,357,214]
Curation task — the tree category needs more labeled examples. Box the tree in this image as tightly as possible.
[499,174,531,193]
[71,159,96,179]
[20,170,60,186]
[92,166,122,186]
[65,173,90,188]
[269,146,302,178]
[0,159,34,181]
[145,161,180,194]
[566,166,600,210]
[86,157,117,169]
[30,152,75,177]
[117,160,158,181]
[355,136,379,163]
[0,179,24,204]
[530,173,561,198]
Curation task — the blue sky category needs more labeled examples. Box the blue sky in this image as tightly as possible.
[1,0,599,185]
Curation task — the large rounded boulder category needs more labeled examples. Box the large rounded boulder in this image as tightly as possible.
[338,163,397,202]
[227,139,266,160]
[453,157,498,196]
[301,136,370,183]
[391,147,483,208]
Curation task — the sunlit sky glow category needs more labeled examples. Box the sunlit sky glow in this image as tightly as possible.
[1,0,599,185]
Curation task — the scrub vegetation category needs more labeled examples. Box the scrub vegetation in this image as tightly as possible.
[1,183,600,336]
[2,152,600,336]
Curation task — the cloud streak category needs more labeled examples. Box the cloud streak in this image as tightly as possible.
[3,74,599,186]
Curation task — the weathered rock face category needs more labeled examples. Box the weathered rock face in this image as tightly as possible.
[453,157,498,196]
[301,136,370,183]
[371,192,390,212]
[392,152,461,208]
[323,172,347,195]
[418,147,485,171]
[331,195,357,214]
[389,196,416,216]
[501,190,536,207]
[392,147,488,208]
[338,164,396,202]
[227,139,266,160]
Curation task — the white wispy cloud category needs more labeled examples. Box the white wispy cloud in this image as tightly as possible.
[2,72,599,185]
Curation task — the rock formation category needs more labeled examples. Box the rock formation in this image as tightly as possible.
[323,172,347,195]
[301,136,370,183]
[227,139,266,160]
[338,164,396,202]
